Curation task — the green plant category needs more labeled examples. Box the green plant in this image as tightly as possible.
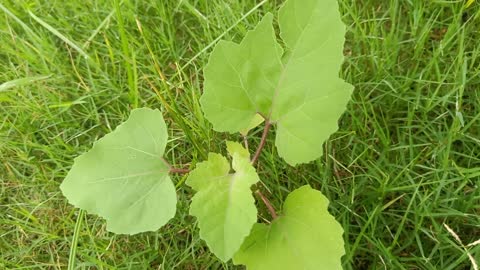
[60,0,353,268]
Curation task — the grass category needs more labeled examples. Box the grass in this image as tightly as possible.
[1,0,479,269]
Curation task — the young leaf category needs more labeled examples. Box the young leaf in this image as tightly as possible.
[60,108,177,235]
[186,141,259,262]
[201,0,353,165]
[233,185,345,270]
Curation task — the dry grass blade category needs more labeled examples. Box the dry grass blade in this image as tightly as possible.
[443,223,479,270]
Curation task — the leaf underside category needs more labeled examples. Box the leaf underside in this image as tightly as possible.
[60,108,176,235]
[186,141,259,262]
[201,0,353,165]
[233,185,345,270]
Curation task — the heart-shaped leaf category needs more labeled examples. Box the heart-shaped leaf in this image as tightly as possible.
[60,108,176,234]
[233,185,345,270]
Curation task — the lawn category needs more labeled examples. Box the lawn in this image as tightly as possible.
[1,0,479,269]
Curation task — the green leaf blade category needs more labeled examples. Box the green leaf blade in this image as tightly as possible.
[60,108,177,235]
[201,0,353,165]
[274,81,353,165]
[187,142,260,261]
[272,0,353,165]
[233,185,345,270]
[201,13,282,133]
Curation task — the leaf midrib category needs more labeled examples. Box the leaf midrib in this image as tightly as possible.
[267,1,322,121]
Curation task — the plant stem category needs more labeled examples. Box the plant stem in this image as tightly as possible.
[255,190,277,220]
[249,121,278,220]
[162,157,190,174]
[169,168,190,174]
[251,120,271,165]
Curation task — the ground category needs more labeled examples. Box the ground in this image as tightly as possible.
[1,0,479,269]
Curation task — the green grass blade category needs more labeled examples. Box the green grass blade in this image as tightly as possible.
[67,209,84,270]
[0,75,51,92]
[28,11,89,59]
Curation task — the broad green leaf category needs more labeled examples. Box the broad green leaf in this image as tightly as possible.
[233,185,345,270]
[201,0,353,165]
[186,141,259,261]
[201,13,282,133]
[60,108,176,235]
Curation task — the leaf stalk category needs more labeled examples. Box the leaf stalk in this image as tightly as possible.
[255,190,278,220]
[251,120,271,165]
[169,168,190,174]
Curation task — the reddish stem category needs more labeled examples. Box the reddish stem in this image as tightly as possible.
[255,190,277,220]
[162,158,190,174]
[169,168,190,174]
[251,120,271,165]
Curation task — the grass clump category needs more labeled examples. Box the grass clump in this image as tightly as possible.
[1,0,479,269]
